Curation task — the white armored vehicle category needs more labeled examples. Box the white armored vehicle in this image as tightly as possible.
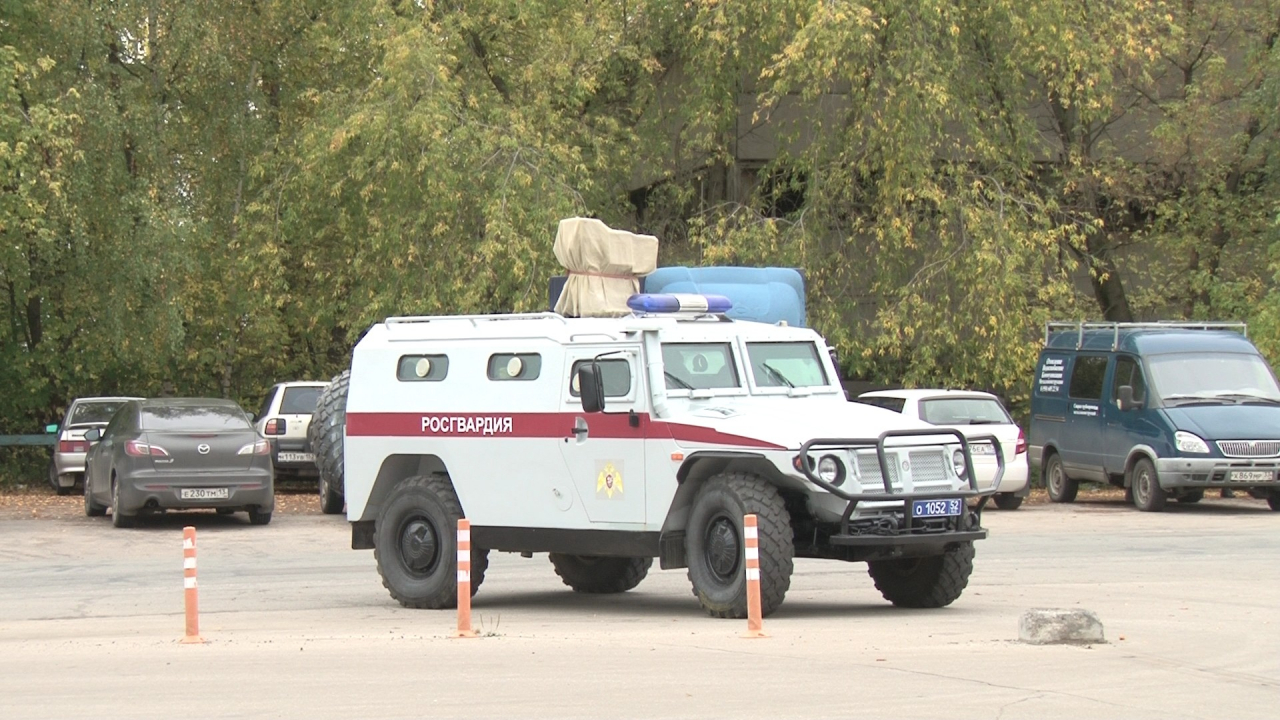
[343,290,1003,617]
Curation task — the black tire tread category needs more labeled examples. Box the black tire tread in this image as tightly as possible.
[1132,457,1166,512]
[1045,453,1078,503]
[311,369,349,514]
[993,493,1023,510]
[549,554,652,594]
[867,542,975,608]
[374,475,489,609]
[686,471,794,619]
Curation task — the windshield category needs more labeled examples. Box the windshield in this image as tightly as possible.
[662,343,740,390]
[920,397,1012,425]
[1148,353,1280,403]
[69,401,128,426]
[746,342,829,388]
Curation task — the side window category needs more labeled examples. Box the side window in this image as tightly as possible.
[1112,356,1147,403]
[1068,355,1108,400]
[398,355,449,382]
[103,405,131,438]
[570,359,632,397]
[256,387,277,420]
[489,353,542,381]
[859,397,906,413]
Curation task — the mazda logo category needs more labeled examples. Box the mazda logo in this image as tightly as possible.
[197,444,211,455]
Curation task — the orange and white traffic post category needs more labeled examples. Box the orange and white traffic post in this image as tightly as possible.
[742,513,767,638]
[180,526,205,644]
[454,518,478,638]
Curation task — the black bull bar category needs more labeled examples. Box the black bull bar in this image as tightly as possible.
[797,428,1004,545]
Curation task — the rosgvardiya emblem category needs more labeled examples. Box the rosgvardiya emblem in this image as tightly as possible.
[597,462,624,498]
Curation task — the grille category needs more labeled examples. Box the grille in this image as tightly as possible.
[908,450,949,485]
[856,451,899,491]
[1217,440,1280,458]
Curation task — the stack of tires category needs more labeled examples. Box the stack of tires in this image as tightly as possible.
[308,369,350,515]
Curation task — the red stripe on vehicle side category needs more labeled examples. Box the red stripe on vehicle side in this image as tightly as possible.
[344,412,783,449]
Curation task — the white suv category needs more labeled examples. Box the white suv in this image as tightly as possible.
[342,296,1003,618]
[253,381,329,480]
[857,389,1030,509]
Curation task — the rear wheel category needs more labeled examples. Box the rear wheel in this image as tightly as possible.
[110,477,135,529]
[375,475,489,609]
[868,542,975,608]
[1267,491,1280,511]
[248,507,273,525]
[50,463,71,496]
[1131,457,1167,512]
[685,471,793,619]
[1045,453,1077,503]
[312,369,349,515]
[549,555,652,593]
[993,493,1023,510]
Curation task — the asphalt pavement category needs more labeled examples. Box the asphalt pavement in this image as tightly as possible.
[1,497,1277,719]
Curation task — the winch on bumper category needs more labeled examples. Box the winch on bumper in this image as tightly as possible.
[795,428,1003,560]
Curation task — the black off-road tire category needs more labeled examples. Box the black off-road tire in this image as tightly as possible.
[1045,453,1078,503]
[867,542,976,608]
[1131,457,1167,512]
[311,369,349,515]
[685,471,794,619]
[549,554,653,594]
[993,493,1023,510]
[375,475,489,609]
[248,507,273,525]
[1176,489,1204,504]
[110,477,136,529]
[84,479,106,517]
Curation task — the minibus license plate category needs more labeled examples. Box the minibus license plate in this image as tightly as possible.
[1231,470,1273,483]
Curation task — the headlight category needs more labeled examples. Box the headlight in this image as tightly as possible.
[1175,431,1210,454]
[817,454,845,486]
[952,448,968,478]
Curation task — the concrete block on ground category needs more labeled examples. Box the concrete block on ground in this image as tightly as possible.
[1019,608,1105,645]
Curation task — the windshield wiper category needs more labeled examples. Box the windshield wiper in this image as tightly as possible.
[664,371,695,390]
[760,362,794,388]
[1162,394,1232,406]
[1213,393,1280,406]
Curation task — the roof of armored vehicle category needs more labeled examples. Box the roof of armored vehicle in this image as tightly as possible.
[1045,327,1256,355]
[366,312,823,345]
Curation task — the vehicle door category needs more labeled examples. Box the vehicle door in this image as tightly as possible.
[1103,355,1156,474]
[1061,353,1111,481]
[87,404,132,503]
[558,345,647,525]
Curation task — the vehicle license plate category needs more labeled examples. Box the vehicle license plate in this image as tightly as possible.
[912,498,963,518]
[278,452,315,463]
[1230,470,1273,483]
[966,443,996,456]
[180,488,229,500]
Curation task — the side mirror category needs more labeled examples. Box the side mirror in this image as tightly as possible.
[84,428,102,442]
[45,423,58,434]
[1117,385,1143,411]
[578,364,606,414]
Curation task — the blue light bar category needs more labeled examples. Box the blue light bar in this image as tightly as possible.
[627,293,733,314]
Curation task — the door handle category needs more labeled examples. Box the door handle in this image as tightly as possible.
[571,417,589,440]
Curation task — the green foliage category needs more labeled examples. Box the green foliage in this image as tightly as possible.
[0,0,1276,457]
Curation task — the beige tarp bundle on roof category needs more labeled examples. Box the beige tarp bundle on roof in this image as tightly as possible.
[553,217,659,318]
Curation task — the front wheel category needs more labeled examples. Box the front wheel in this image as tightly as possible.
[1131,457,1167,512]
[374,475,489,609]
[1045,454,1078,503]
[685,472,794,619]
[319,472,343,515]
[1267,491,1280,511]
[1176,489,1204,504]
[867,542,976,608]
[549,555,652,593]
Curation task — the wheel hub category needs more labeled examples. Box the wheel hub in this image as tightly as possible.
[399,516,440,575]
[704,516,741,582]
